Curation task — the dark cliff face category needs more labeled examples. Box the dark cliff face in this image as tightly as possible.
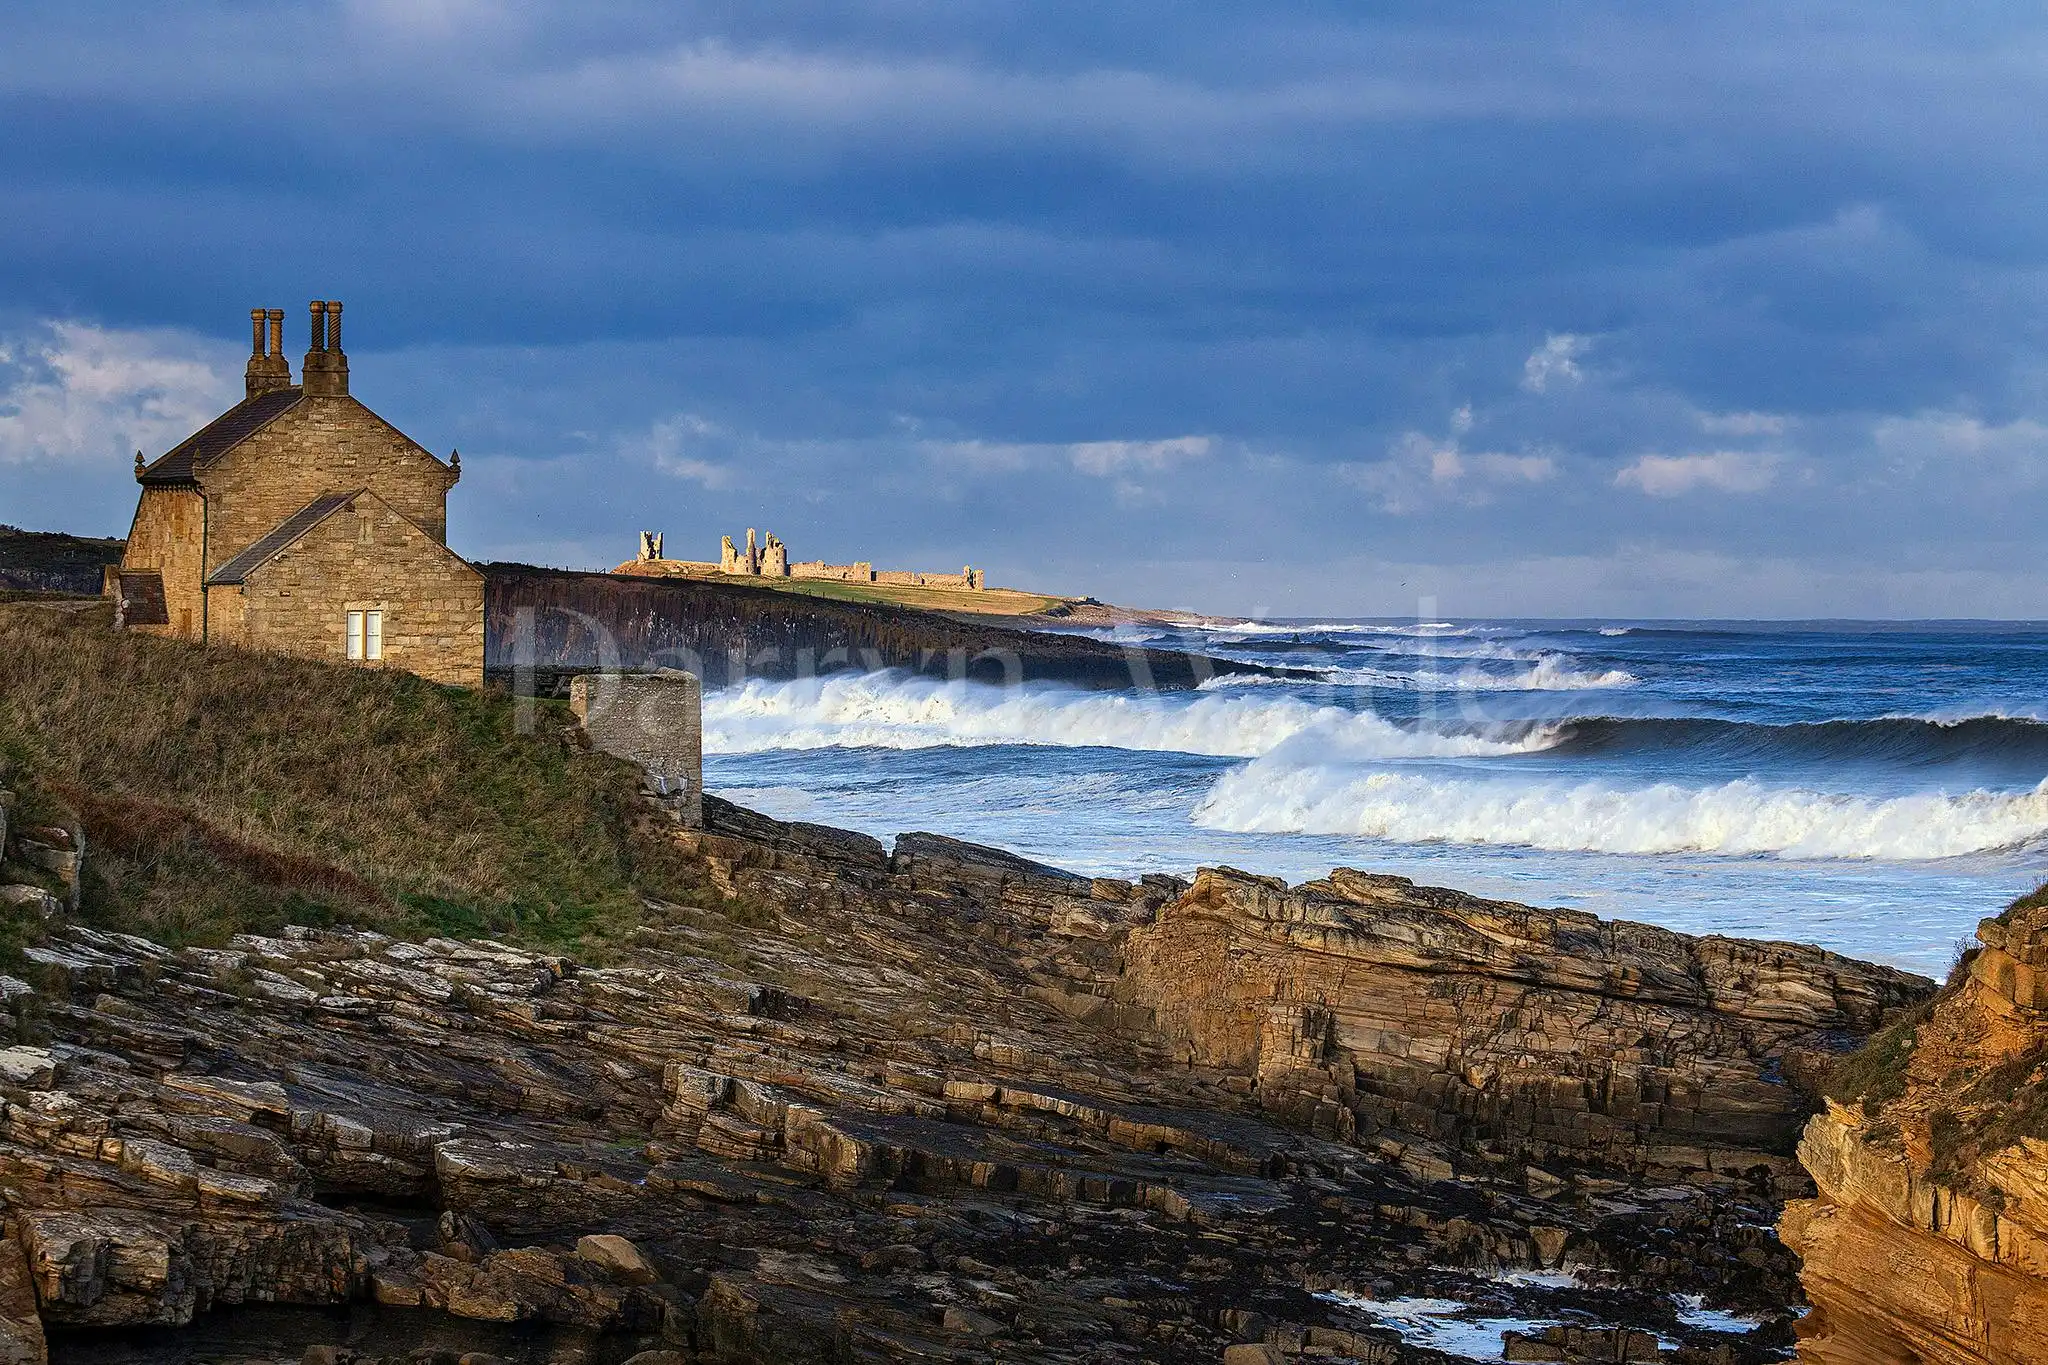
[0,526,124,595]
[482,563,1270,691]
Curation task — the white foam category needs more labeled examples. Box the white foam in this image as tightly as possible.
[1490,1269,1586,1290]
[1195,762,2048,861]
[702,672,1550,760]
[1201,619,1478,638]
[1881,704,2048,724]
[1316,1291,1552,1360]
[1449,655,1638,690]
[1673,1295,1763,1334]
[1046,625,1172,644]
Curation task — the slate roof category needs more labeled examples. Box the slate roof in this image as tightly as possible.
[205,490,363,586]
[139,387,303,485]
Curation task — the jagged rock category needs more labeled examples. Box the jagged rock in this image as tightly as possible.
[1220,1346,1284,1365]
[0,794,1916,1362]
[0,1051,53,1089]
[941,1304,1005,1335]
[574,1234,659,1285]
[1118,865,1928,1191]
[1503,1325,1667,1361]
[0,1221,45,1365]
[1782,894,2048,1364]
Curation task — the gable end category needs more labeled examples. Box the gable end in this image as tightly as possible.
[140,388,304,485]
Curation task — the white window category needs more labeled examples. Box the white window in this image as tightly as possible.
[346,610,384,661]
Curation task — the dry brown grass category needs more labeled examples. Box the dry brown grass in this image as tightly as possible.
[0,602,705,949]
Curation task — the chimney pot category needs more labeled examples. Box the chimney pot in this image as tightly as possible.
[302,299,350,397]
[246,306,292,397]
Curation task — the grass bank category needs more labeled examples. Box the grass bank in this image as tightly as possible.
[0,602,705,953]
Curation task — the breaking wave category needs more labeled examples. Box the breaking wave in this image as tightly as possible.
[701,673,2046,777]
[701,672,1551,759]
[1221,656,1638,691]
[1194,763,2048,860]
[1449,655,1638,690]
[1198,620,1470,637]
[1546,714,2048,773]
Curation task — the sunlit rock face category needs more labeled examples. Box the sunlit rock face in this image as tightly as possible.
[1118,864,1928,1191]
[1782,893,2048,1365]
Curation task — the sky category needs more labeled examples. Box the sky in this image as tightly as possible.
[2,2,2046,618]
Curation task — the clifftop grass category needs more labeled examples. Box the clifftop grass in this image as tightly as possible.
[0,602,701,950]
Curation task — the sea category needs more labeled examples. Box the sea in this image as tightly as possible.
[701,619,2048,978]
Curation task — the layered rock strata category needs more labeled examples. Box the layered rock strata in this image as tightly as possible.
[0,793,1929,1363]
[1118,867,1923,1194]
[1781,894,2048,1364]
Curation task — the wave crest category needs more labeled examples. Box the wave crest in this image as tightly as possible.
[1194,762,2048,860]
[702,672,1547,759]
[1451,655,1639,690]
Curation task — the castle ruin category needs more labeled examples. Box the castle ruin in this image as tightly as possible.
[631,529,986,592]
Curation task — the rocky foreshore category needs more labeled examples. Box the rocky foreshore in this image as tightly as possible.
[0,787,1933,1364]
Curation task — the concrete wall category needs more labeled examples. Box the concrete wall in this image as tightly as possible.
[568,670,703,827]
[119,487,207,638]
[216,492,484,687]
[202,395,455,576]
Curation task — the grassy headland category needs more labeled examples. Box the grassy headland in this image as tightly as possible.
[616,561,1075,618]
[0,602,706,953]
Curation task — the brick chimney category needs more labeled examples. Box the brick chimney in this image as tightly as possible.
[301,299,349,398]
[244,306,291,398]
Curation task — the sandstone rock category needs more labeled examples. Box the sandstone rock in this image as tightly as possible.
[574,1234,659,1285]
[1220,1346,1284,1365]
[1118,865,1928,1190]
[0,1223,45,1365]
[0,1049,54,1088]
[1782,893,2048,1364]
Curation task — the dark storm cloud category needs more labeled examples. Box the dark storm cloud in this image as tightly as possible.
[4,2,2047,615]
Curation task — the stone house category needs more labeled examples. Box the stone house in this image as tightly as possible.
[112,302,484,687]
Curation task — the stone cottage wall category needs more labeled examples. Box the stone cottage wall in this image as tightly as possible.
[214,494,484,687]
[201,397,455,575]
[118,488,207,638]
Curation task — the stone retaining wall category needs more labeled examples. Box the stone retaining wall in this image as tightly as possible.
[568,670,704,827]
